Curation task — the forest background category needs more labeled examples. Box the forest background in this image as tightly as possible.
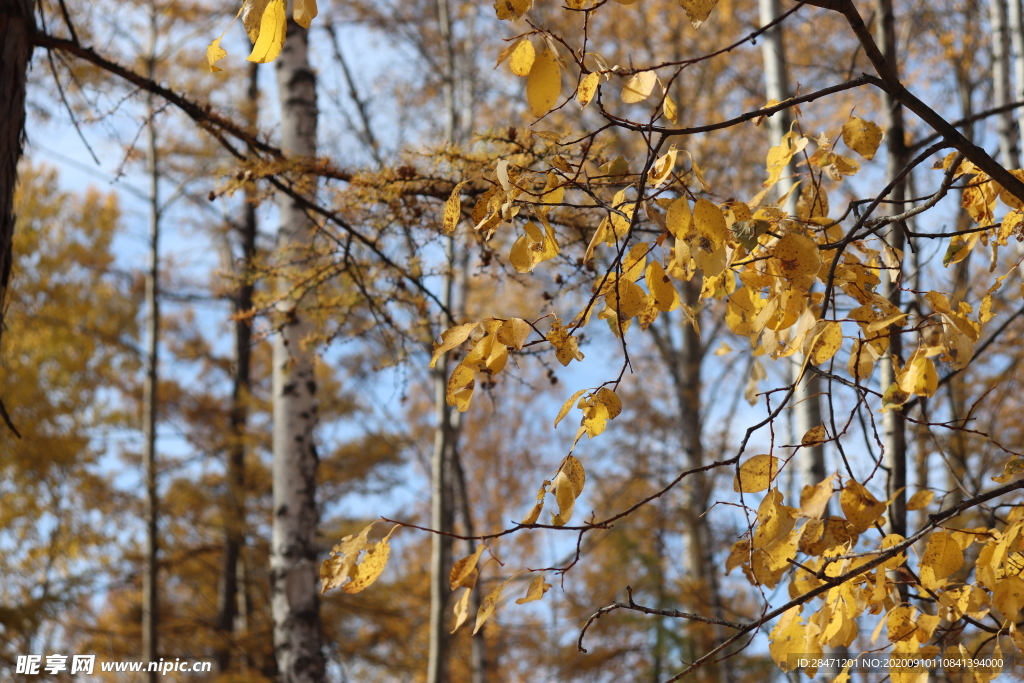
[6,0,1024,682]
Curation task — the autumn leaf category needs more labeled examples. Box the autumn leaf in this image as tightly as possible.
[509,39,536,76]
[516,574,551,604]
[442,181,468,234]
[450,545,486,590]
[577,72,600,107]
[621,71,657,103]
[246,0,287,64]
[906,490,934,511]
[207,36,228,73]
[430,322,477,368]
[678,0,720,28]
[494,0,532,20]
[320,522,398,594]
[294,0,318,27]
[919,530,964,589]
[446,364,475,412]
[842,116,883,160]
[527,48,561,117]
[733,454,780,493]
[839,479,886,533]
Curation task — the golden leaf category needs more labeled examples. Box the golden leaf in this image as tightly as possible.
[451,587,472,633]
[509,39,536,76]
[294,0,318,27]
[733,454,780,493]
[905,490,934,511]
[516,574,552,604]
[621,70,657,104]
[919,531,964,588]
[808,321,843,366]
[442,181,468,235]
[678,0,719,28]
[473,575,516,634]
[446,364,475,412]
[207,36,228,73]
[664,93,678,123]
[246,0,287,64]
[429,322,477,369]
[801,425,827,446]
[842,116,883,160]
[554,388,588,428]
[527,48,561,118]
[647,261,680,312]
[494,0,532,20]
[577,72,600,107]
[797,473,835,519]
[839,479,886,533]
[320,522,397,594]
[450,545,486,590]
[496,318,532,350]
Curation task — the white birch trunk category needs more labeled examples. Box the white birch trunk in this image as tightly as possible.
[1009,0,1024,154]
[992,0,1019,166]
[758,0,825,490]
[271,10,325,682]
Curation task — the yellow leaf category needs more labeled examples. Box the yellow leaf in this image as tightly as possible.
[839,479,886,533]
[246,0,287,64]
[753,488,796,549]
[516,574,552,604]
[621,70,657,104]
[450,545,486,590]
[842,116,883,160]
[733,454,780,493]
[294,0,318,27]
[801,425,827,446]
[547,317,584,366]
[773,232,822,283]
[446,364,475,412]
[430,322,477,368]
[451,587,472,633]
[527,48,561,118]
[993,575,1024,620]
[808,321,842,365]
[554,388,588,428]
[443,181,468,234]
[473,574,516,634]
[560,454,586,496]
[678,0,720,28]
[509,39,535,76]
[646,261,680,312]
[577,72,599,107]
[993,457,1024,483]
[797,473,835,519]
[494,0,532,20]
[580,388,621,437]
[664,93,678,123]
[919,531,964,588]
[897,353,938,398]
[207,36,228,73]
[320,522,397,594]
[666,197,693,239]
[551,471,576,525]
[906,490,934,511]
[496,318,532,350]
[509,234,534,273]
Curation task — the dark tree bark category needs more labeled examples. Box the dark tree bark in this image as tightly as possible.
[0,0,35,355]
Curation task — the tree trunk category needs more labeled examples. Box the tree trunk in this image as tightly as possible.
[758,0,826,491]
[216,61,260,675]
[991,0,1019,167]
[875,0,909,593]
[0,0,35,406]
[142,9,161,680]
[270,12,325,683]
[1009,0,1024,154]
